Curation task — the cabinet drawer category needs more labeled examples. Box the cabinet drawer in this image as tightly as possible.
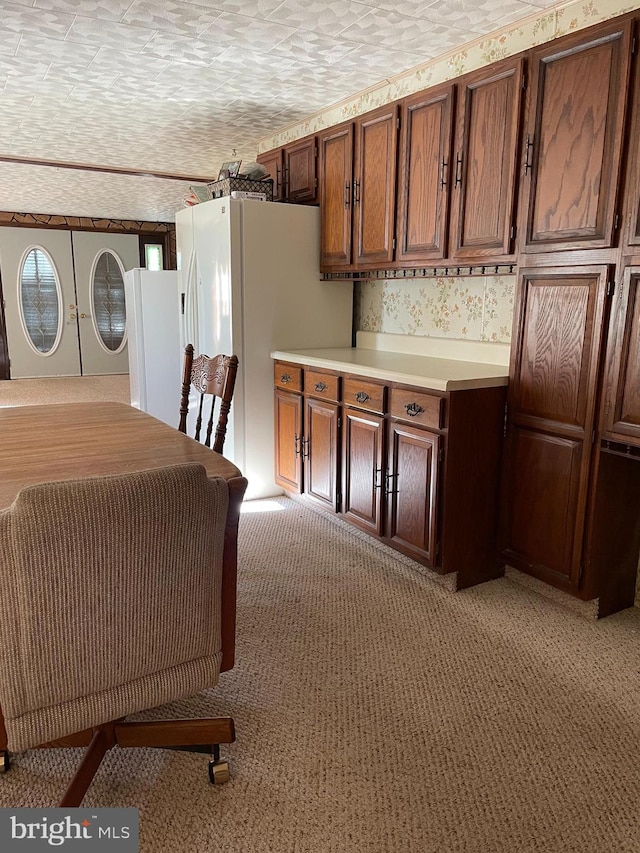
[274,362,302,392]
[305,370,340,402]
[390,387,443,429]
[343,377,386,413]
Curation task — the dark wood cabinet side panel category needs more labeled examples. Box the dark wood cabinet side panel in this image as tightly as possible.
[397,86,453,263]
[582,448,640,613]
[501,426,584,584]
[342,409,384,534]
[274,389,302,493]
[304,397,339,509]
[442,386,507,587]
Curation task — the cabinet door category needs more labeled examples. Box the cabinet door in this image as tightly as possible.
[285,137,317,203]
[602,267,640,443]
[319,123,353,271]
[256,148,284,201]
[449,58,523,261]
[274,388,303,493]
[342,408,385,535]
[386,422,440,566]
[501,266,611,587]
[397,84,454,264]
[521,20,632,252]
[353,104,399,268]
[304,396,340,509]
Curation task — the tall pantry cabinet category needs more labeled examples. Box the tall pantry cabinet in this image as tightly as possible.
[501,15,640,614]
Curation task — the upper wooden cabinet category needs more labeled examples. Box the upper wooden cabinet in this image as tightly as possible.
[256,147,285,202]
[319,105,399,271]
[449,58,524,262]
[602,267,640,443]
[319,123,354,270]
[520,20,633,253]
[257,137,318,203]
[284,136,317,203]
[353,104,399,268]
[396,84,455,264]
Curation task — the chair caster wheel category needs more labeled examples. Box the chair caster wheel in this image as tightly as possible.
[208,759,230,785]
[0,751,10,773]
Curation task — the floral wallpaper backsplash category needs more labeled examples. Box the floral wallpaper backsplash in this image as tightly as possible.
[258,0,640,153]
[355,275,516,344]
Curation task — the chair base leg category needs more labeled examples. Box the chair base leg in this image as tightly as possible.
[59,727,114,808]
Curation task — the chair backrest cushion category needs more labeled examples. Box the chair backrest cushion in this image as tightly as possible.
[0,463,229,751]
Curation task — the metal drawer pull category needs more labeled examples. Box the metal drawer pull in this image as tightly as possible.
[405,402,425,417]
[314,381,327,392]
[355,391,371,404]
[294,434,301,457]
[280,373,292,384]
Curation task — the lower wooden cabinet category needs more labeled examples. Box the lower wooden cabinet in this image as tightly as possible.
[304,396,340,510]
[274,387,303,494]
[342,407,385,536]
[274,359,507,588]
[386,421,440,566]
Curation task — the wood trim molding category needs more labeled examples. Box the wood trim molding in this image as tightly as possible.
[0,210,177,270]
[0,154,214,184]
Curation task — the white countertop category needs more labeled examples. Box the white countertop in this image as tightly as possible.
[271,347,509,392]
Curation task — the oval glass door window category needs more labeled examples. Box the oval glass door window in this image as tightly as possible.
[19,247,62,355]
[91,250,127,352]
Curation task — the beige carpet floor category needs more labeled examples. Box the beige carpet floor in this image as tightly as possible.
[1,495,639,852]
[0,374,130,407]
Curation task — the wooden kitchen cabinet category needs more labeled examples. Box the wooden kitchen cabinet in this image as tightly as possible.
[342,407,385,535]
[386,421,440,566]
[500,265,612,590]
[304,395,340,510]
[396,83,455,265]
[341,376,387,535]
[273,358,507,589]
[519,19,632,253]
[449,57,524,262]
[285,136,317,203]
[273,362,303,493]
[319,122,354,270]
[319,105,399,271]
[258,136,317,203]
[601,266,640,444]
[257,147,285,201]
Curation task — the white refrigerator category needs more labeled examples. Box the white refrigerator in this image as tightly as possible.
[152,198,353,500]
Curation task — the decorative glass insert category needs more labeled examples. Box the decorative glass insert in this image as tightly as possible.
[19,248,61,355]
[145,244,163,271]
[91,250,126,352]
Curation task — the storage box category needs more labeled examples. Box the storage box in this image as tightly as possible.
[207,177,274,201]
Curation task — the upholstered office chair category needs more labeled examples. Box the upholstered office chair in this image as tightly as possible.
[179,344,239,454]
[0,463,247,807]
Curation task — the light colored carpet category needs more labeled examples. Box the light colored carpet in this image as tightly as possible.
[1,495,639,852]
[0,374,130,407]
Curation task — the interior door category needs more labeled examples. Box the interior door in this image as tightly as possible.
[72,232,139,375]
[0,227,81,378]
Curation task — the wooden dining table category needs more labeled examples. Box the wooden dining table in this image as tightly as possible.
[0,401,248,671]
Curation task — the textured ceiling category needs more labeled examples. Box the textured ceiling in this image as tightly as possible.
[0,0,560,222]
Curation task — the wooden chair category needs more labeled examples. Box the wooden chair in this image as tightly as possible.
[179,344,239,454]
[0,463,248,806]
